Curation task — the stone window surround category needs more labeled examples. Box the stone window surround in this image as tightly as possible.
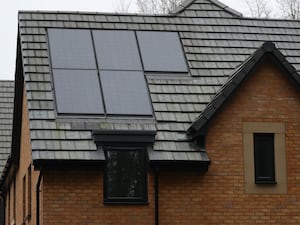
[243,122,287,194]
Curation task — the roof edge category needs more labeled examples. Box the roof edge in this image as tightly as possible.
[187,41,300,138]
[0,33,23,191]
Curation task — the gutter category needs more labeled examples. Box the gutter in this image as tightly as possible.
[36,171,43,225]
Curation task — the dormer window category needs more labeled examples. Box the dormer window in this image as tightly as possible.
[104,147,147,204]
[92,130,156,204]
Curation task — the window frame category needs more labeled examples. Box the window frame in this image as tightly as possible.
[103,146,148,204]
[253,133,276,184]
[27,165,32,220]
[22,175,26,221]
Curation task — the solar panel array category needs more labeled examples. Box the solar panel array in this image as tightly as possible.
[48,29,188,116]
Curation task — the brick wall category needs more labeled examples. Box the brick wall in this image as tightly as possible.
[42,170,155,225]
[38,58,300,224]
[5,86,39,225]
[155,59,300,225]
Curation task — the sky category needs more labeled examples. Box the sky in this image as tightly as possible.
[0,0,279,80]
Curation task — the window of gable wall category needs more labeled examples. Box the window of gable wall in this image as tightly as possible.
[243,122,287,194]
[254,133,276,184]
[27,165,32,219]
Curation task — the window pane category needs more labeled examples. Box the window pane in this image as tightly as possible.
[48,29,96,69]
[93,30,142,70]
[105,149,146,201]
[254,133,275,183]
[100,71,153,116]
[137,31,188,72]
[53,69,104,114]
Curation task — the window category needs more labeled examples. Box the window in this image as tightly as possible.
[22,175,26,220]
[7,188,10,225]
[254,133,276,184]
[243,122,287,194]
[48,29,187,116]
[13,177,16,222]
[27,166,32,218]
[93,130,155,204]
[104,147,147,204]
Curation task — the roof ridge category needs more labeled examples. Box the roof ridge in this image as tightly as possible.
[18,10,173,17]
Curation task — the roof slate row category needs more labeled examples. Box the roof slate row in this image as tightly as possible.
[15,0,300,164]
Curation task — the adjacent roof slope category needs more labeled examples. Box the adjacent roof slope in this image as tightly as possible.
[0,81,14,177]
[15,0,300,167]
[188,41,300,137]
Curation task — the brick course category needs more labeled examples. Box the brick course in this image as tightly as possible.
[43,170,155,225]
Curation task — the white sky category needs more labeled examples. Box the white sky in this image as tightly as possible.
[0,0,279,80]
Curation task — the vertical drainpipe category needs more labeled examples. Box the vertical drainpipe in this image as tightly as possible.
[36,171,43,225]
[0,195,4,225]
[154,167,159,225]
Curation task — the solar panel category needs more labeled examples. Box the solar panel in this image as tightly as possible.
[93,30,142,70]
[137,31,188,72]
[53,69,104,114]
[100,71,153,116]
[48,29,96,69]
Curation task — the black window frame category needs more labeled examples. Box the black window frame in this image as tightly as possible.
[253,133,276,184]
[103,146,148,204]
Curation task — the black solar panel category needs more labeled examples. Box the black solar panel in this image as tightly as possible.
[93,30,142,71]
[137,31,188,72]
[53,69,104,114]
[100,71,153,115]
[48,29,96,69]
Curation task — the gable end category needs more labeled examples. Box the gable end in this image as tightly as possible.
[187,42,300,138]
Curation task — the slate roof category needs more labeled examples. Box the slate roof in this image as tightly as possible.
[15,0,300,166]
[0,81,14,177]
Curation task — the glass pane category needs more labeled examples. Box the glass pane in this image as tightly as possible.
[137,31,188,72]
[53,69,104,114]
[48,29,96,69]
[100,71,153,116]
[106,149,146,199]
[93,30,142,70]
[254,133,275,183]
